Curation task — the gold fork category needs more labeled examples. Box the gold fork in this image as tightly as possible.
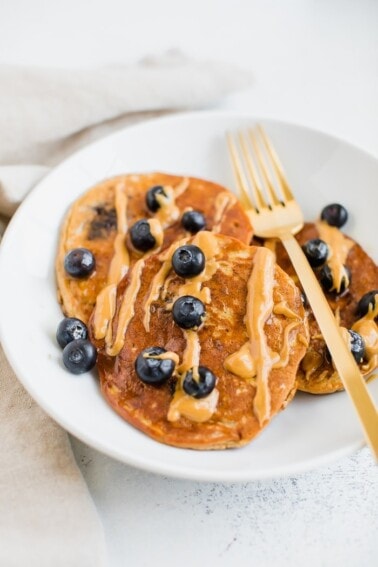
[227,125,378,460]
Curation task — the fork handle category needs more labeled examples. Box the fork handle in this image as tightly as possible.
[281,233,378,461]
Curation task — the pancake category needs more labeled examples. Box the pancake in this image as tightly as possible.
[56,172,253,324]
[90,232,308,450]
[256,222,378,394]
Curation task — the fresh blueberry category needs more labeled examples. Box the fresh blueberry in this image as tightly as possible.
[172,245,205,278]
[64,248,95,278]
[135,346,176,385]
[56,317,88,349]
[321,203,348,228]
[326,329,365,365]
[172,295,206,329]
[129,219,156,251]
[145,186,167,212]
[181,210,206,233]
[348,330,365,364]
[319,265,351,294]
[62,339,97,374]
[302,238,329,268]
[356,290,378,318]
[183,366,216,399]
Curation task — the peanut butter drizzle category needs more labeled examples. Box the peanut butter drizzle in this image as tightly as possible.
[316,220,354,293]
[142,238,189,332]
[212,192,236,233]
[167,388,219,423]
[107,234,129,285]
[147,218,164,248]
[264,238,278,261]
[177,231,220,303]
[297,333,310,347]
[144,351,180,365]
[177,330,201,377]
[247,248,278,425]
[273,321,301,369]
[225,249,302,423]
[301,350,324,381]
[92,284,117,340]
[155,178,189,228]
[224,342,256,381]
[352,296,378,374]
[273,301,300,320]
[93,182,130,340]
[167,231,222,423]
[106,259,145,356]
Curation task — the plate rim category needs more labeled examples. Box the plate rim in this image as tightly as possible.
[1,109,375,481]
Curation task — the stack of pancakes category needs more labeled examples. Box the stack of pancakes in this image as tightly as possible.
[56,172,378,449]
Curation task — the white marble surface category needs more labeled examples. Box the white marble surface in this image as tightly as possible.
[1,0,377,565]
[71,440,377,567]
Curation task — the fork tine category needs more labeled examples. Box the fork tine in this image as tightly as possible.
[248,129,282,207]
[238,132,268,211]
[226,132,255,211]
[257,125,295,202]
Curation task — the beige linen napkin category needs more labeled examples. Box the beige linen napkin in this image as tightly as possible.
[0,53,252,566]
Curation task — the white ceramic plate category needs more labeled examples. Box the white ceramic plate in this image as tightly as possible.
[1,111,377,481]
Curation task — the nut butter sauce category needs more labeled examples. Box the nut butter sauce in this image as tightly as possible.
[316,220,354,293]
[244,248,278,425]
[95,177,190,348]
[93,182,130,341]
[155,178,189,228]
[224,248,305,424]
[167,231,222,423]
[352,295,378,373]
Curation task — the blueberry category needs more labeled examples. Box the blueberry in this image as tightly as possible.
[321,203,348,228]
[319,265,351,294]
[64,248,95,278]
[302,239,329,268]
[135,347,176,385]
[348,330,365,363]
[181,210,206,233]
[327,330,365,365]
[172,245,205,278]
[129,219,156,251]
[183,366,216,399]
[56,317,88,349]
[356,290,378,318]
[146,186,167,212]
[172,295,205,329]
[62,339,97,374]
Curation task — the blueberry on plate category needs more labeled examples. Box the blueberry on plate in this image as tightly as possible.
[319,265,351,294]
[302,238,329,268]
[320,203,348,228]
[129,219,156,251]
[183,366,216,399]
[348,330,365,364]
[356,290,378,318]
[172,245,205,278]
[172,295,206,329]
[56,317,88,348]
[64,248,95,278]
[181,210,206,233]
[145,185,167,212]
[135,347,176,385]
[62,339,97,374]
